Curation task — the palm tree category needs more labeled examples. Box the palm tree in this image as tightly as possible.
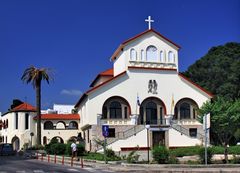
[21,66,52,145]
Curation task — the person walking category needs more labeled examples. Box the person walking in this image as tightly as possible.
[71,140,77,160]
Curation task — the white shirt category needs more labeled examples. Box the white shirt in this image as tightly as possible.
[71,143,77,152]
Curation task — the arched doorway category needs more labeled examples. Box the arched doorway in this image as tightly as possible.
[51,136,64,143]
[12,136,20,151]
[174,98,199,120]
[139,97,166,125]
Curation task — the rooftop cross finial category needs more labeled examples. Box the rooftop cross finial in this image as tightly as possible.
[145,16,154,30]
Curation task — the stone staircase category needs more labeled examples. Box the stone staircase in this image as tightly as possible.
[96,125,145,151]
[170,120,206,142]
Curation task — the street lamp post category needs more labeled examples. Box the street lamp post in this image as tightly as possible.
[145,124,150,164]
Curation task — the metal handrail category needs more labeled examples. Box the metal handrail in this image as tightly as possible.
[170,120,206,141]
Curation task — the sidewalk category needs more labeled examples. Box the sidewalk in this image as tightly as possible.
[34,154,240,172]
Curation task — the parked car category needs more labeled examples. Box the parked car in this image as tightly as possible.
[0,143,16,156]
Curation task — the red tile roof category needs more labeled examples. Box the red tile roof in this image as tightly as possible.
[12,102,36,112]
[111,29,181,61]
[34,114,80,120]
[75,71,127,108]
[90,68,114,87]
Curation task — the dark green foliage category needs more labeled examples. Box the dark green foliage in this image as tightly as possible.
[199,97,240,162]
[169,146,240,156]
[152,146,169,164]
[126,150,140,163]
[228,146,240,155]
[210,146,224,154]
[77,144,85,156]
[83,152,105,160]
[83,152,121,161]
[230,155,240,164]
[50,143,66,155]
[198,147,213,164]
[105,148,116,158]
[183,42,240,100]
[169,146,201,157]
[105,148,121,160]
[168,155,179,164]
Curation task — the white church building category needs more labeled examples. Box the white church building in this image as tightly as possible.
[0,17,213,153]
[74,24,213,152]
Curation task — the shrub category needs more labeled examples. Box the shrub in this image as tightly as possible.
[169,146,201,157]
[126,150,140,163]
[168,155,179,164]
[152,146,169,164]
[198,147,213,164]
[50,143,66,155]
[106,148,115,158]
[228,146,240,155]
[211,146,224,154]
[230,155,240,164]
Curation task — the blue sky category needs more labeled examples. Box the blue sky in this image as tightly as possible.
[0,0,239,113]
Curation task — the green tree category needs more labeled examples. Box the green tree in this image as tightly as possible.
[21,66,52,145]
[183,42,240,100]
[199,97,240,163]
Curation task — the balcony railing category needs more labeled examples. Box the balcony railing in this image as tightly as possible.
[139,118,170,126]
[100,118,131,125]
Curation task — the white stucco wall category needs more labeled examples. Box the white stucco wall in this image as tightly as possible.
[81,70,211,125]
[113,51,127,76]
[113,32,179,76]
[1,111,36,149]
[41,119,80,144]
[106,128,148,152]
[168,128,202,147]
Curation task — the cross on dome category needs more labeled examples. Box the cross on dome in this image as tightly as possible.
[145,16,154,30]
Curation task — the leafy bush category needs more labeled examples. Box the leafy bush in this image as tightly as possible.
[106,148,115,158]
[83,152,120,161]
[169,146,201,157]
[83,152,105,160]
[126,150,140,163]
[228,146,240,155]
[152,146,169,164]
[168,155,179,164]
[198,147,213,164]
[50,143,66,155]
[230,155,240,164]
[211,146,224,154]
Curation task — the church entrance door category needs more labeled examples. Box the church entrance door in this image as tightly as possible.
[152,131,165,147]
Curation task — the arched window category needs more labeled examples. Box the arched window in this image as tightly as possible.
[102,96,130,120]
[168,51,174,63]
[146,101,157,124]
[141,50,144,61]
[56,121,66,129]
[44,121,54,129]
[43,136,47,145]
[44,121,53,129]
[68,121,78,129]
[130,49,137,61]
[110,101,122,119]
[146,45,158,62]
[180,102,191,119]
[160,51,164,62]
